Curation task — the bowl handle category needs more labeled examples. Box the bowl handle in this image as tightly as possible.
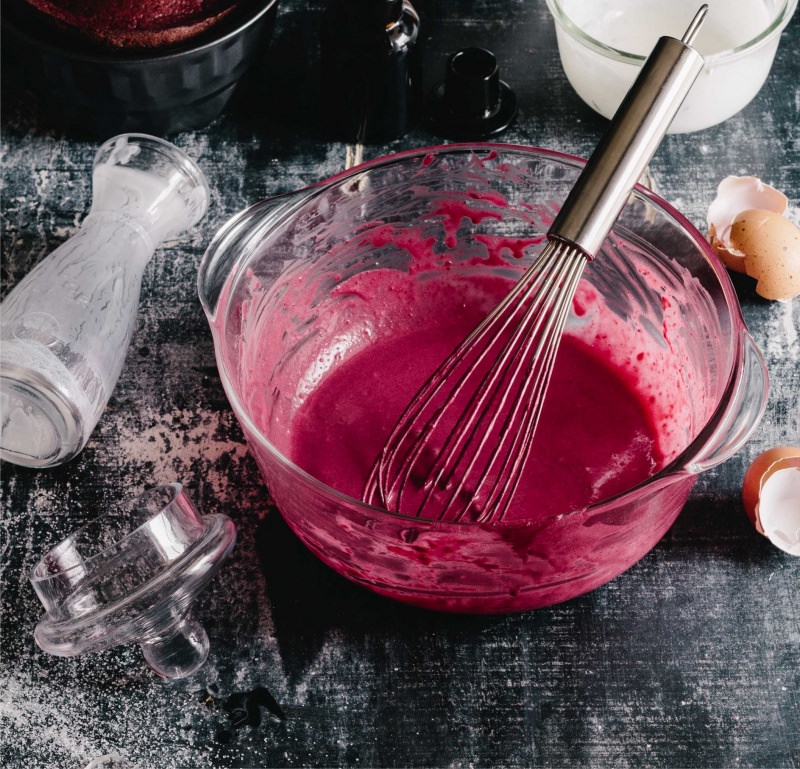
[197,190,310,322]
[687,332,769,473]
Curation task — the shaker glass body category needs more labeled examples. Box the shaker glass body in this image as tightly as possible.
[0,134,209,468]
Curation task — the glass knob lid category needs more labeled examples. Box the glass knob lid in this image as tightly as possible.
[30,483,236,680]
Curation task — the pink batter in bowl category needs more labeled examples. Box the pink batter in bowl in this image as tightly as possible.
[198,144,768,613]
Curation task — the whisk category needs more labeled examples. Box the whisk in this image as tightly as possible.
[364,6,709,524]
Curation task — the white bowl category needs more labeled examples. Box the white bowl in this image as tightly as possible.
[545,0,797,133]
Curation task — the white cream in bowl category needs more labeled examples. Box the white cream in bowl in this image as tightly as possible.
[546,0,797,132]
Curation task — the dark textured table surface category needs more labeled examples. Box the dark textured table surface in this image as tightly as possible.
[1,2,798,768]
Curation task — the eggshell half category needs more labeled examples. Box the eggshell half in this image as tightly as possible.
[742,447,800,556]
[730,209,800,301]
[707,176,788,273]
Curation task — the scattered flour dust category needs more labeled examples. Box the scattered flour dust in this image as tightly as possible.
[1,670,99,766]
[780,300,799,350]
[763,300,800,360]
[84,756,136,769]
[112,405,251,504]
[0,663,208,769]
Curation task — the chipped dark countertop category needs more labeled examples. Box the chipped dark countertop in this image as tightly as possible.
[1,2,798,768]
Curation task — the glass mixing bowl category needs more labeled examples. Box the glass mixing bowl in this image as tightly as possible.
[545,0,797,133]
[198,144,768,613]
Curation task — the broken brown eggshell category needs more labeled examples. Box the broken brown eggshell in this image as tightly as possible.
[730,209,800,301]
[742,446,800,556]
[707,175,788,273]
[707,176,800,301]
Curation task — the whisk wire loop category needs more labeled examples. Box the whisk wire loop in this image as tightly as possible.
[415,240,582,522]
[366,240,586,522]
[478,244,586,522]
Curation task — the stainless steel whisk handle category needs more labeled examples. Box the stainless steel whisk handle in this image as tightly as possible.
[548,5,708,259]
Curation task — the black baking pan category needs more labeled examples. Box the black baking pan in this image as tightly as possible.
[1,0,279,137]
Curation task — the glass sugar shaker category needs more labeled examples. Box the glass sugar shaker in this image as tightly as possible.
[0,134,209,468]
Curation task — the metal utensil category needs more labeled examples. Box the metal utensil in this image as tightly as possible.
[364,6,708,523]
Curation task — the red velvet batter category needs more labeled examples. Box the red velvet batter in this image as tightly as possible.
[288,270,665,522]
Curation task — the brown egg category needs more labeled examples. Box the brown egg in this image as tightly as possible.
[730,209,800,301]
[742,446,800,556]
[706,176,788,274]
